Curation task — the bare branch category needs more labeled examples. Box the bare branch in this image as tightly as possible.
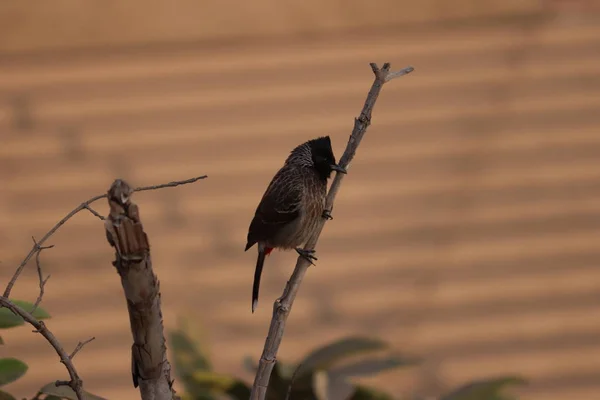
[134,175,207,192]
[0,296,88,400]
[3,193,105,299]
[3,175,207,298]
[83,204,106,220]
[31,239,52,314]
[250,63,414,399]
[370,63,414,82]
[383,66,414,82]
[69,337,96,360]
[104,178,179,400]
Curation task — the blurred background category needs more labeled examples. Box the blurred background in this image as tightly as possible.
[1,0,600,399]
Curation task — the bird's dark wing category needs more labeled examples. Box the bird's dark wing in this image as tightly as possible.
[245,168,302,250]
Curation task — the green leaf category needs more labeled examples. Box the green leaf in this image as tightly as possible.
[182,391,215,400]
[39,382,108,400]
[329,354,420,378]
[189,371,239,391]
[296,337,389,378]
[350,385,394,400]
[0,358,28,386]
[0,300,51,329]
[170,330,211,368]
[441,376,527,400]
[169,325,213,395]
[188,371,251,399]
[0,390,17,400]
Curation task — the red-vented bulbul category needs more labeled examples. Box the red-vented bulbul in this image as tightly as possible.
[245,136,346,313]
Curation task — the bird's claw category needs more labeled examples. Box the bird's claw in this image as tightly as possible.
[295,248,317,265]
[322,210,333,220]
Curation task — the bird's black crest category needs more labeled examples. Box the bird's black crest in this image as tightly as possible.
[306,136,338,180]
[306,136,333,153]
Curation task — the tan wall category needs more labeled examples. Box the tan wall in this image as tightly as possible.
[0,0,543,52]
[2,16,600,398]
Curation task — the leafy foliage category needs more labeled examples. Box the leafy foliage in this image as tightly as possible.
[169,322,420,400]
[440,376,527,400]
[36,382,109,400]
[169,319,250,400]
[1,301,528,400]
[169,320,528,400]
[293,337,391,378]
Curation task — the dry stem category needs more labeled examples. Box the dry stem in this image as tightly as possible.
[249,63,414,399]
[104,178,179,400]
[31,238,53,314]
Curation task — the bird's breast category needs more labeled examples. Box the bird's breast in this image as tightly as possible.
[267,172,327,249]
[297,177,327,242]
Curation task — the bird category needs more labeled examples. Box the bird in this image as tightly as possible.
[245,136,346,313]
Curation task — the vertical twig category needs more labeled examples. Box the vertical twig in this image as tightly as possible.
[249,63,414,399]
[31,238,53,314]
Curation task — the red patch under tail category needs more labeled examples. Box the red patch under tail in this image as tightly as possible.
[264,247,274,256]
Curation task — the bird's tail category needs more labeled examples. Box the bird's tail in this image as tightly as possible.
[252,248,267,313]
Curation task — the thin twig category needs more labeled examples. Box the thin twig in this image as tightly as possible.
[285,363,303,400]
[69,337,96,360]
[3,175,207,298]
[3,192,105,299]
[249,63,414,399]
[31,238,53,314]
[133,175,207,192]
[0,296,87,400]
[83,204,106,220]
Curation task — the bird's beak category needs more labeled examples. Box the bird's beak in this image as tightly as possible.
[331,164,347,174]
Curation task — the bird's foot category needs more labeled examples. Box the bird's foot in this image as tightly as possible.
[295,248,317,265]
[322,209,333,220]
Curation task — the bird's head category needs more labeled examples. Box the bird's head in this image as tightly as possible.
[307,136,347,180]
